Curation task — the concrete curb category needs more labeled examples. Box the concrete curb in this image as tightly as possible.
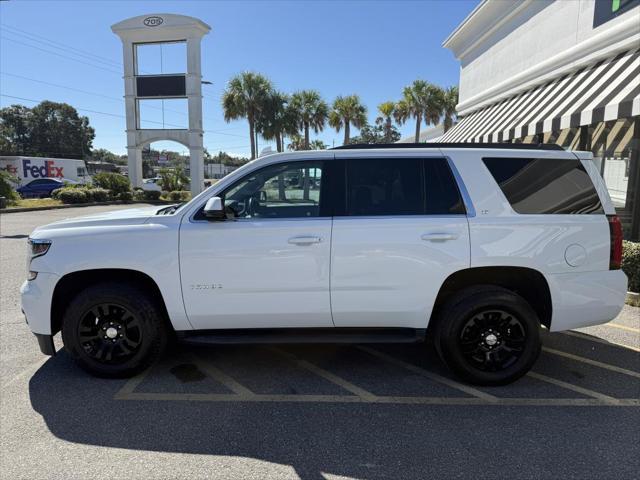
[626,291,639,307]
[0,201,172,214]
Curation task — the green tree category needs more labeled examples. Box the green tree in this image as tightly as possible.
[222,72,273,160]
[376,101,397,143]
[309,139,327,150]
[442,86,459,133]
[90,148,120,164]
[290,90,328,150]
[394,80,444,143]
[329,95,368,146]
[256,91,298,153]
[158,167,189,192]
[0,101,94,158]
[350,123,401,144]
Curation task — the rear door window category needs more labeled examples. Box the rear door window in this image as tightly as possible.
[483,157,603,214]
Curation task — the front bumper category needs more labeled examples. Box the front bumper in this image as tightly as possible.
[20,272,60,336]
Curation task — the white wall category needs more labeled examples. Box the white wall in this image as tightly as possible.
[446,0,640,115]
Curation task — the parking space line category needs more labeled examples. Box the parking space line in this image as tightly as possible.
[356,346,499,402]
[605,322,640,334]
[189,353,255,397]
[114,392,640,406]
[114,367,153,399]
[542,347,640,379]
[527,372,621,405]
[268,347,377,400]
[561,331,640,352]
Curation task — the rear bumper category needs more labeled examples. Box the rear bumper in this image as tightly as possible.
[547,269,628,331]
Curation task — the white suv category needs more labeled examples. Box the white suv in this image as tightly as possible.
[21,144,628,385]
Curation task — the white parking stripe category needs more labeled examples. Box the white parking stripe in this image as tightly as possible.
[527,372,621,405]
[542,347,640,379]
[189,353,255,397]
[561,331,640,352]
[268,347,378,400]
[114,392,640,406]
[356,346,499,402]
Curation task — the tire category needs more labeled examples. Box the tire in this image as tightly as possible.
[61,282,168,378]
[433,286,541,386]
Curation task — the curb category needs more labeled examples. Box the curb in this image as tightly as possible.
[0,201,172,214]
[626,291,639,307]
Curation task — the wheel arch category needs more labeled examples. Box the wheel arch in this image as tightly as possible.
[51,269,172,335]
[431,266,553,329]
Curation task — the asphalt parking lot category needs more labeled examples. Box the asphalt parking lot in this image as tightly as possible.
[1,205,639,480]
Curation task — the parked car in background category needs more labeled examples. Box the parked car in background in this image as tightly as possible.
[21,144,627,385]
[16,178,76,198]
[142,177,162,192]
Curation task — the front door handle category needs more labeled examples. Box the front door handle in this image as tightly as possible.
[421,232,458,242]
[288,236,322,245]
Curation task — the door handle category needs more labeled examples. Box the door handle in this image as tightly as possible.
[421,232,458,242]
[288,236,322,245]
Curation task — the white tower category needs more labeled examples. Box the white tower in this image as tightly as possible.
[111,14,211,196]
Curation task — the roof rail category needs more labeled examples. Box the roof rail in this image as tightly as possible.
[332,142,565,151]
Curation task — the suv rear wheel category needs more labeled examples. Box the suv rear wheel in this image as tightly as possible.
[434,286,541,386]
[61,282,168,378]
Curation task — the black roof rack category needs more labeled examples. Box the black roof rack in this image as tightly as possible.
[332,142,565,151]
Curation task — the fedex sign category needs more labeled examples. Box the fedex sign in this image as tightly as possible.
[22,159,64,179]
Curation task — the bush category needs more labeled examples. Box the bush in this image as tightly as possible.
[85,188,110,203]
[622,241,640,293]
[143,190,161,201]
[92,172,131,198]
[118,191,134,203]
[0,170,20,205]
[133,189,145,202]
[167,190,190,202]
[51,188,63,200]
[58,188,88,204]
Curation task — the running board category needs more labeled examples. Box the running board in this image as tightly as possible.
[177,328,426,346]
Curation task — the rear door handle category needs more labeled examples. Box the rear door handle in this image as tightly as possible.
[421,233,458,242]
[288,236,322,245]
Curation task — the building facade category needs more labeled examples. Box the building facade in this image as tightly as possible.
[439,0,640,239]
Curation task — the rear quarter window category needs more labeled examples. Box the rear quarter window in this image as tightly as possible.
[482,157,603,214]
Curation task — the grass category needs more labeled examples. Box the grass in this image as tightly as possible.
[8,198,63,209]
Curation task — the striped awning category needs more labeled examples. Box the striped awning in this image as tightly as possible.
[439,48,640,143]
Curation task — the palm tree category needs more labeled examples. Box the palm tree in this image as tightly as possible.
[329,95,368,146]
[394,80,444,143]
[376,101,396,143]
[442,86,459,133]
[255,91,298,153]
[290,90,328,149]
[222,72,273,159]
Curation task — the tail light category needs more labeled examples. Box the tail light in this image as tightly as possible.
[607,215,623,270]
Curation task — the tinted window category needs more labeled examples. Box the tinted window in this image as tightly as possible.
[220,161,324,219]
[483,157,603,214]
[425,159,466,215]
[346,159,423,216]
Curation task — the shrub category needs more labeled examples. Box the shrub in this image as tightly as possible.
[622,241,640,293]
[58,188,88,204]
[0,170,20,205]
[92,172,131,198]
[133,189,145,202]
[167,190,190,202]
[119,191,134,203]
[51,188,63,200]
[143,190,162,201]
[85,188,110,203]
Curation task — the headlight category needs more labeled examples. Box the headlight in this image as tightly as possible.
[28,239,52,259]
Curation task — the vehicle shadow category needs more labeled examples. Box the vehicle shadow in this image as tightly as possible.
[29,334,640,480]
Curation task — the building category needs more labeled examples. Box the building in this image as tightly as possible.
[204,163,237,180]
[439,0,640,240]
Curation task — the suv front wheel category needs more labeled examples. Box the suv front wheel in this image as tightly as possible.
[434,286,542,386]
[61,282,168,378]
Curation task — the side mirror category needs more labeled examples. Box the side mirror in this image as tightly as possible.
[203,196,225,220]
